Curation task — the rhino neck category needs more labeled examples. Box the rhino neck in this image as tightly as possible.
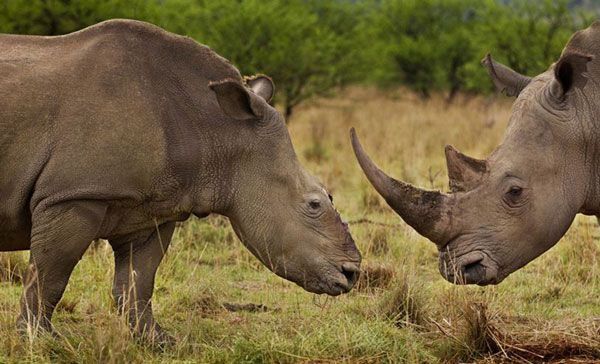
[187,129,251,218]
[570,105,600,216]
[576,75,600,215]
[214,126,308,237]
[189,121,301,221]
[148,55,250,217]
[579,133,600,216]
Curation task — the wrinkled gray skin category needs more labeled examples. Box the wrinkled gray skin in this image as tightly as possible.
[0,19,360,344]
[352,22,600,286]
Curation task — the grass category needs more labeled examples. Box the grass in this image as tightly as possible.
[0,88,598,363]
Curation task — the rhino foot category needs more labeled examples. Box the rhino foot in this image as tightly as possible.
[16,315,57,340]
[135,322,176,350]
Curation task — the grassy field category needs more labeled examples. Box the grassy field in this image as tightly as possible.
[0,88,598,363]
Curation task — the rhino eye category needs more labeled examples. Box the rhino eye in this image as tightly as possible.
[309,200,321,210]
[504,186,524,207]
[328,194,333,203]
[507,186,522,197]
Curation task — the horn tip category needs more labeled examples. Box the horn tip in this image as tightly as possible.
[350,127,359,147]
[445,144,458,154]
[481,53,492,64]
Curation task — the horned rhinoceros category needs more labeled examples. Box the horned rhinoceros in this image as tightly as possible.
[351,22,600,286]
[0,19,361,343]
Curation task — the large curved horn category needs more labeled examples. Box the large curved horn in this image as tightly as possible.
[350,128,451,244]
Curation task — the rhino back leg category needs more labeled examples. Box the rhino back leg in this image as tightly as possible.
[109,222,175,346]
[18,201,107,333]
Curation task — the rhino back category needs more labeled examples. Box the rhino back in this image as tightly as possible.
[0,20,242,241]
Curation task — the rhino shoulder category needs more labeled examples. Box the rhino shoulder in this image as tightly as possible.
[70,19,242,82]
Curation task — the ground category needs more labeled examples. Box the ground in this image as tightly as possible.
[0,88,598,363]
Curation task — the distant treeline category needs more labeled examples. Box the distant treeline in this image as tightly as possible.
[1,0,596,117]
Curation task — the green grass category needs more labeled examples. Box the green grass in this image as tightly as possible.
[0,88,598,363]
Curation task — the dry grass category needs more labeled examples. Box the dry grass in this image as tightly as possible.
[434,301,600,363]
[0,87,597,363]
[0,252,27,284]
[379,270,427,328]
[356,262,396,292]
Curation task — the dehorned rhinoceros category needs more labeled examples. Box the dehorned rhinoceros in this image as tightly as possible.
[0,19,361,343]
[351,22,600,286]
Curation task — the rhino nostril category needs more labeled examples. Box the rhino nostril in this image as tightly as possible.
[341,262,360,287]
[462,259,483,273]
[461,259,486,284]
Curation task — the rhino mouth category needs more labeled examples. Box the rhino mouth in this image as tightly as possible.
[439,250,500,286]
[304,261,360,296]
[287,259,359,296]
[461,258,490,285]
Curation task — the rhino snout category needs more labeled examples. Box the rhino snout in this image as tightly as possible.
[341,261,360,288]
[324,261,360,296]
[439,250,500,286]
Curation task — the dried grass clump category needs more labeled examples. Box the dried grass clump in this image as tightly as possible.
[355,262,396,292]
[378,271,427,328]
[435,301,600,363]
[461,302,504,356]
[434,301,505,361]
[499,318,600,362]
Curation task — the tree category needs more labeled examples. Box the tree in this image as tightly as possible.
[366,0,484,99]
[0,0,158,35]
[473,0,575,77]
[1,0,594,105]
[162,0,365,120]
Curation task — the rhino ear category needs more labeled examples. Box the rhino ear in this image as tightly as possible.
[246,75,275,103]
[210,78,263,121]
[481,54,532,97]
[551,51,593,98]
[445,145,487,193]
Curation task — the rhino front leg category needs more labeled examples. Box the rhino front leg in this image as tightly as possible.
[109,222,175,346]
[18,201,107,334]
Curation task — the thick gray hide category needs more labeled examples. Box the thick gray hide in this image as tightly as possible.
[0,20,360,343]
[352,22,600,286]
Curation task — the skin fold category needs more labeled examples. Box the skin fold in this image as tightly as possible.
[0,19,361,344]
[352,22,600,286]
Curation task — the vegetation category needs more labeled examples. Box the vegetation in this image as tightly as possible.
[0,88,598,362]
[1,1,598,362]
[0,0,595,117]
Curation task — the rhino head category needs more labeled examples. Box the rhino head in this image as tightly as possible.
[352,24,599,285]
[209,76,361,295]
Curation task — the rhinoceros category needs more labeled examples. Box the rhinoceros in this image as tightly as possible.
[352,22,600,286]
[0,19,361,343]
